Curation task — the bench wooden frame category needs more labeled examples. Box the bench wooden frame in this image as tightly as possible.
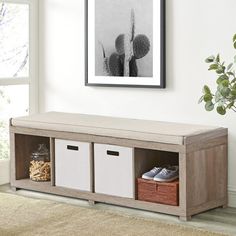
[10,113,228,221]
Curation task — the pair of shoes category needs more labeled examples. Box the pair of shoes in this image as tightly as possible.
[142,166,179,182]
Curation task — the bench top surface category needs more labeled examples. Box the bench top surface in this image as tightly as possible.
[11,112,224,145]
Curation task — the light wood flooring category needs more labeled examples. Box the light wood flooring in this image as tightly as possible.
[0,184,235,236]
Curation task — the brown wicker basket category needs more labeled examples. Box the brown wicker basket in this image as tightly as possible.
[137,178,179,206]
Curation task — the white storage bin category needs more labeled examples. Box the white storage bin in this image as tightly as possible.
[94,143,134,198]
[55,139,92,191]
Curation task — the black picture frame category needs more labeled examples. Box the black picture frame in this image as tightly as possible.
[85,0,166,88]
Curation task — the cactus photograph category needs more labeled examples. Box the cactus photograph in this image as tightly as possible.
[85,0,165,88]
[95,0,153,78]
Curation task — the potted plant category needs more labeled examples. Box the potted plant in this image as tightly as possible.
[199,34,236,115]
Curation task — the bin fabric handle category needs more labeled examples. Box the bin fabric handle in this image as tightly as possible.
[107,150,119,156]
[67,145,79,151]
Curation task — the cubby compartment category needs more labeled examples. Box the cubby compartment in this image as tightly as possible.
[94,143,135,198]
[55,139,92,191]
[14,134,51,181]
[134,148,179,205]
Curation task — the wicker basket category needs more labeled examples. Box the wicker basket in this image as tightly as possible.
[137,178,179,206]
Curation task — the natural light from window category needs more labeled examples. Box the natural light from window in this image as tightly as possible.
[0,85,29,159]
[0,2,30,160]
[0,3,29,78]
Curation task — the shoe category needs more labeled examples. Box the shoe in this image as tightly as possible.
[142,167,163,180]
[153,166,179,182]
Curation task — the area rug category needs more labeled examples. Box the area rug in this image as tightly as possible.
[0,193,226,236]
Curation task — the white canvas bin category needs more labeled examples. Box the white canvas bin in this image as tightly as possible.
[94,143,134,198]
[55,139,92,191]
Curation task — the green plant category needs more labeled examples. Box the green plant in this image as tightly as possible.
[199,34,236,115]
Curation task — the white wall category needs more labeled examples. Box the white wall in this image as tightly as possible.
[0,160,10,185]
[39,0,236,206]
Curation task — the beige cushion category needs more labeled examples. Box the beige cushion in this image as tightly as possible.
[11,112,219,145]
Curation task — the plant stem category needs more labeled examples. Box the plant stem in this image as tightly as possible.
[123,9,135,77]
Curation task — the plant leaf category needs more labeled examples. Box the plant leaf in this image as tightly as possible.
[205,102,214,111]
[227,71,235,76]
[217,74,229,83]
[208,64,218,70]
[205,56,215,63]
[198,95,204,104]
[231,89,236,96]
[216,54,220,63]
[203,85,211,94]
[216,69,223,74]
[233,34,236,43]
[234,41,236,50]
[217,106,226,115]
[227,101,234,109]
[221,79,229,87]
[215,91,222,103]
[204,94,213,102]
[216,66,225,74]
[217,77,224,85]
[231,78,236,83]
[227,63,233,71]
[220,87,231,97]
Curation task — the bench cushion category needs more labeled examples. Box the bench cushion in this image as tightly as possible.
[11,112,220,145]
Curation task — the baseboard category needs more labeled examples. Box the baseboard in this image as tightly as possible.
[228,188,236,208]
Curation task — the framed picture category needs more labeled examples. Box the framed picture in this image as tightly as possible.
[85,0,166,88]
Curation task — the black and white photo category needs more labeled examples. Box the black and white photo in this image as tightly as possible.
[85,0,165,88]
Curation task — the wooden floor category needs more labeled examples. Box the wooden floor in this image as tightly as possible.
[0,184,235,236]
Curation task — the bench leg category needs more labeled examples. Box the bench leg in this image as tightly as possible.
[11,187,20,192]
[88,200,96,206]
[222,204,228,209]
[179,215,191,221]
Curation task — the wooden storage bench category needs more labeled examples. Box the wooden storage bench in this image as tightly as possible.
[10,112,228,221]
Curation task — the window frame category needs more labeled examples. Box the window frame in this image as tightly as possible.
[0,0,39,114]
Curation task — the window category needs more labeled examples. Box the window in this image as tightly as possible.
[0,3,29,78]
[0,85,29,159]
[0,0,38,160]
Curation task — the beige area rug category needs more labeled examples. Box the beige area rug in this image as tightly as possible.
[0,193,226,236]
